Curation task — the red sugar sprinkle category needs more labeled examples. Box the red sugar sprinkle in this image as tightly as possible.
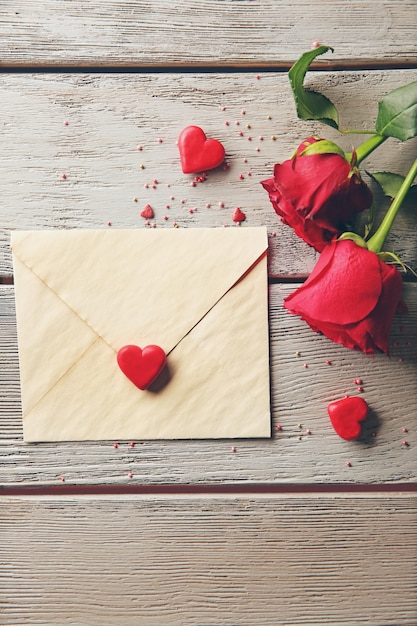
[129,442,135,447]
[225,121,230,126]
[113,443,119,449]
[346,461,352,467]
[402,427,408,433]
[241,110,246,115]
[107,221,112,227]
[357,386,364,393]
[206,203,211,208]
[163,215,169,221]
[306,428,312,435]
[239,174,244,179]
[325,360,332,365]
[231,446,237,452]
[219,201,225,208]
[63,120,69,126]
[60,476,65,482]
[402,440,409,446]
[312,41,320,48]
[137,145,143,151]
[353,378,362,385]
[61,173,67,180]
[275,424,282,431]
[238,131,244,136]
[157,137,163,143]
[128,472,134,478]
[303,363,308,368]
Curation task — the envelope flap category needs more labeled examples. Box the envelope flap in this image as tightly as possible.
[11,227,268,353]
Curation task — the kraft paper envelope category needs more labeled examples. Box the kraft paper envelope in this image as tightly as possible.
[11,227,271,442]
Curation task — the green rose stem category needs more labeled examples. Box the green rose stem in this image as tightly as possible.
[367,157,417,253]
[354,134,387,165]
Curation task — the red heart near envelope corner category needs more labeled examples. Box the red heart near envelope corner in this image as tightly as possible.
[178,125,225,173]
[327,396,369,440]
[117,345,167,390]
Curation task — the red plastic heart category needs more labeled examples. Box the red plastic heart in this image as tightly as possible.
[178,126,225,174]
[327,396,369,440]
[117,344,166,390]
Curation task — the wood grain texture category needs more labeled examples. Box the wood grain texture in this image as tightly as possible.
[1,1,417,66]
[0,71,416,278]
[1,283,416,487]
[1,494,416,625]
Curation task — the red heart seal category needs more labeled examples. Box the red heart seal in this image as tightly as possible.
[327,396,369,440]
[178,126,225,174]
[117,345,167,390]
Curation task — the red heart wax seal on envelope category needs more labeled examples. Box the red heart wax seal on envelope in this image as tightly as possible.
[178,126,225,174]
[117,345,167,390]
[327,396,369,440]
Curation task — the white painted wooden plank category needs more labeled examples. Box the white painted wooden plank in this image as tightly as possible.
[1,283,416,486]
[0,71,416,277]
[1,1,416,65]
[1,494,416,625]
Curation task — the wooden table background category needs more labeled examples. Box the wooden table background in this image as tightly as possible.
[1,2,416,624]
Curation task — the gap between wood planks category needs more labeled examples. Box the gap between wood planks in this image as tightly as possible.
[0,60,416,73]
[1,483,417,497]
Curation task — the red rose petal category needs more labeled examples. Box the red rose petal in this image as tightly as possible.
[327,396,369,440]
[285,240,382,325]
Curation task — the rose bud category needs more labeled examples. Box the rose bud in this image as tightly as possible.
[261,136,373,252]
[284,239,403,354]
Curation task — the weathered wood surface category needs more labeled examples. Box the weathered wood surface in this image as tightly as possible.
[1,283,415,487]
[1,494,416,625]
[1,4,416,623]
[0,71,416,279]
[1,1,416,66]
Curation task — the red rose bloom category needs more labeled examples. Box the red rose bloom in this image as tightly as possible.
[284,239,403,354]
[261,137,373,252]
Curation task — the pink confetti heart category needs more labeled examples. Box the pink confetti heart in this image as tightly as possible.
[232,207,246,223]
[327,396,368,440]
[178,126,225,174]
[117,345,166,390]
[140,204,154,219]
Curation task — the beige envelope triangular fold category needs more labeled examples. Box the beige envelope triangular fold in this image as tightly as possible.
[12,228,267,353]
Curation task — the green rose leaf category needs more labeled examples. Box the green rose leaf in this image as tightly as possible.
[368,170,417,200]
[288,45,339,129]
[375,81,417,141]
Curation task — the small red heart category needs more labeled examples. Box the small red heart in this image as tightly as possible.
[140,204,154,219]
[117,345,166,390]
[232,207,246,223]
[178,126,225,174]
[327,396,369,440]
